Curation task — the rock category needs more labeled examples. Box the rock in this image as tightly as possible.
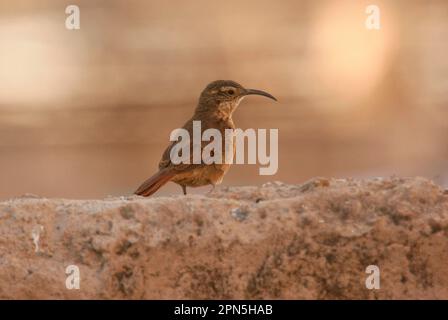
[0,177,447,299]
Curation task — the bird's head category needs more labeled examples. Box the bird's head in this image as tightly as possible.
[197,80,277,117]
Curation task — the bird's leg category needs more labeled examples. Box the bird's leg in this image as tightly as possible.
[181,185,187,195]
[207,183,216,194]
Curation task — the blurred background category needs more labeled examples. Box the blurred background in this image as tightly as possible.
[0,0,447,199]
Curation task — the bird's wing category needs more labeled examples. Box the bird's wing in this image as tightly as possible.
[158,136,210,173]
[158,118,231,174]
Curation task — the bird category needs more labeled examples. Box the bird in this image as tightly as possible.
[134,80,277,197]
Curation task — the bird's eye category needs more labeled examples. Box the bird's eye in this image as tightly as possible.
[227,89,235,95]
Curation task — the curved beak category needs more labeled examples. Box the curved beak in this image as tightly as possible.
[244,88,277,101]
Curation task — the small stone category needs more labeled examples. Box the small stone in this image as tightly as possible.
[231,207,249,221]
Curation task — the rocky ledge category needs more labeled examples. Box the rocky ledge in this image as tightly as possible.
[0,177,447,299]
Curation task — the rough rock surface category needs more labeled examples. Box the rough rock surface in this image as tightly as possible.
[1,177,448,299]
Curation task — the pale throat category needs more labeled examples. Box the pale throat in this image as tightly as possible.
[215,98,244,121]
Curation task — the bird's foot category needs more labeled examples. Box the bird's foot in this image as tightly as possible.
[207,184,216,194]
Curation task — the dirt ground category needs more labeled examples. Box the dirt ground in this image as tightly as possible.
[0,177,447,299]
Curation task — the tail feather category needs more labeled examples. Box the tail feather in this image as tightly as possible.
[134,169,175,197]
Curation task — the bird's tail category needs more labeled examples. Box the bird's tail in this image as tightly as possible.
[134,169,175,197]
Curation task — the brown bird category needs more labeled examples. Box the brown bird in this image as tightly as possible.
[134,80,277,197]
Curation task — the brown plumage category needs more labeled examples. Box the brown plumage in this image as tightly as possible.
[134,80,277,197]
